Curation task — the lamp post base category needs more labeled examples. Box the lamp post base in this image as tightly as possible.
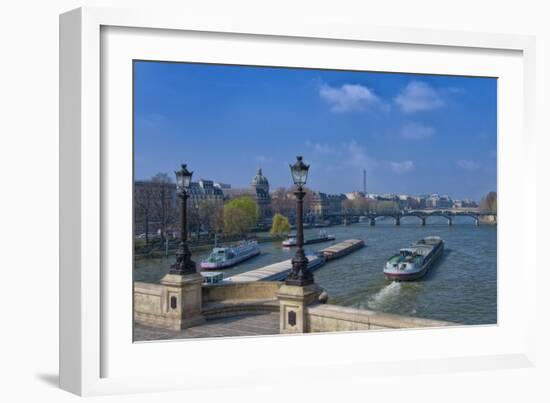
[285,249,313,286]
[158,272,205,330]
[285,277,314,287]
[276,283,323,334]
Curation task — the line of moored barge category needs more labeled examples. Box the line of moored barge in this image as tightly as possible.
[201,235,444,285]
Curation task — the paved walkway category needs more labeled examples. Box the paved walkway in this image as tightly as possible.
[134,312,280,341]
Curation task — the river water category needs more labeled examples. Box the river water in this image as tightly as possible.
[134,216,497,325]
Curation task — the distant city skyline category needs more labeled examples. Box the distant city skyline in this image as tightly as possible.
[134,61,497,200]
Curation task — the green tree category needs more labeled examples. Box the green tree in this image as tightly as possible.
[270,213,290,235]
[223,196,259,236]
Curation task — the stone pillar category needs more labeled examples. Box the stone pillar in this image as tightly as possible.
[370,218,376,226]
[447,218,453,226]
[158,272,205,330]
[277,283,323,334]
[421,217,426,226]
[395,216,400,226]
[475,219,479,226]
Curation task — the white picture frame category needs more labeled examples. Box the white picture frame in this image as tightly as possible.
[60,6,537,396]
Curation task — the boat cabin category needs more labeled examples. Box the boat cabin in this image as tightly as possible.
[210,247,235,259]
[399,248,417,257]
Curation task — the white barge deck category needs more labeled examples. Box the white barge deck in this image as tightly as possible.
[224,254,324,283]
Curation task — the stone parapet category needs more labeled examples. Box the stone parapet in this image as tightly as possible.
[203,281,282,302]
[135,279,455,335]
[307,303,454,333]
[134,272,205,331]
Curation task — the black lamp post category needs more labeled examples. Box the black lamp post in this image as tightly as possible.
[286,156,313,286]
[169,164,196,275]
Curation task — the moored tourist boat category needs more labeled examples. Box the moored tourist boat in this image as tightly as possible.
[383,236,444,281]
[282,229,335,247]
[200,240,260,270]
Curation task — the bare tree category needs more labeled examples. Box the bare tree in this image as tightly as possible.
[151,173,176,242]
[134,183,153,245]
[479,191,497,214]
[270,187,294,216]
[272,186,315,220]
[199,200,224,236]
[187,201,202,239]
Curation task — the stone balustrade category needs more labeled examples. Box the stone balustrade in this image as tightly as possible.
[134,280,282,329]
[202,281,282,302]
[135,280,456,334]
[306,303,453,332]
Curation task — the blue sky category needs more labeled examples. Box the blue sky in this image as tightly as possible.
[134,61,497,200]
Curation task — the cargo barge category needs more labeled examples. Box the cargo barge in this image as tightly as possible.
[383,236,444,281]
[320,239,365,261]
[223,252,325,282]
[282,230,335,247]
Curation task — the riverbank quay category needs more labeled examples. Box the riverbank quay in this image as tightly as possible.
[320,239,365,261]
[134,232,285,260]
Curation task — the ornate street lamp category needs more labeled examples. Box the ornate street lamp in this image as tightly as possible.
[286,156,313,286]
[169,164,196,275]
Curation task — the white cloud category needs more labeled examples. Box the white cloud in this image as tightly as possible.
[394,81,444,113]
[320,83,386,112]
[400,122,435,140]
[390,160,414,174]
[306,141,338,154]
[345,140,377,170]
[457,159,479,172]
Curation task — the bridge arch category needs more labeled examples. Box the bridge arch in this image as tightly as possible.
[424,213,452,226]
[400,214,427,225]
[366,214,400,226]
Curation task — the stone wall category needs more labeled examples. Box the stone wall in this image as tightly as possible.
[306,303,453,332]
[202,281,282,319]
[134,281,174,329]
[135,280,454,333]
[134,273,205,330]
[202,281,282,302]
[134,280,282,329]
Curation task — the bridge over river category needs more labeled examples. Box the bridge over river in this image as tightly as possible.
[325,209,497,226]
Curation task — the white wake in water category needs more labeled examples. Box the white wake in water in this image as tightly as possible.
[367,282,402,310]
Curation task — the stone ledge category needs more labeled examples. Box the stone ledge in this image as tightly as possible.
[203,281,283,302]
[307,303,456,330]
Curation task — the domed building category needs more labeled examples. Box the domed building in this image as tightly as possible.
[221,168,273,226]
[251,168,272,222]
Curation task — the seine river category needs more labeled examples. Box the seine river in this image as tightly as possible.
[135,217,497,325]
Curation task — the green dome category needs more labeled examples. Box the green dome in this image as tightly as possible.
[251,168,269,188]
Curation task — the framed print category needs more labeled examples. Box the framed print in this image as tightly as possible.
[59,7,537,396]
